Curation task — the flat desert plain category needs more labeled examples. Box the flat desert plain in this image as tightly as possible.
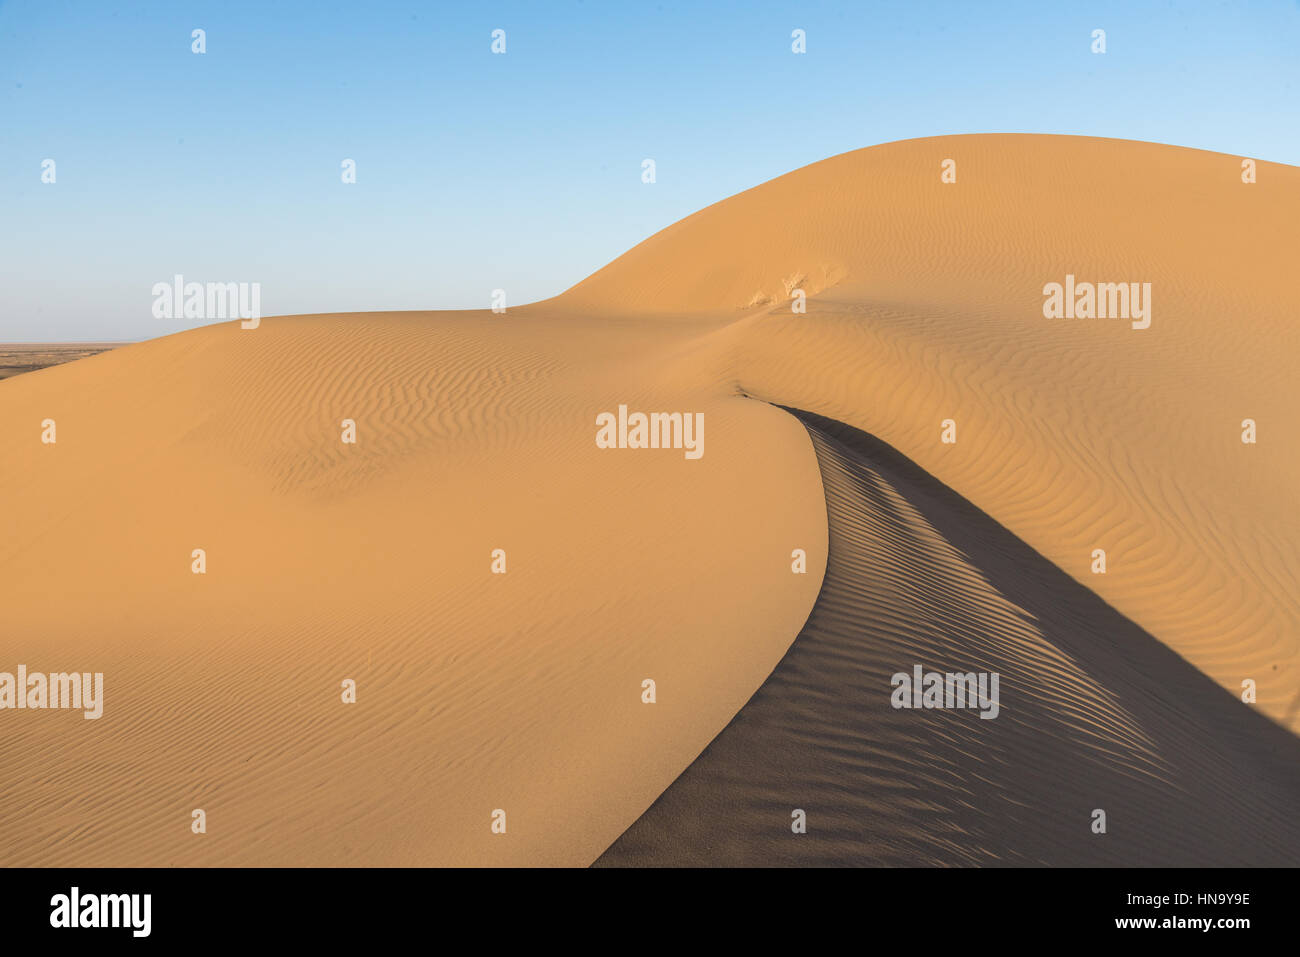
[2,135,1297,866]
[0,344,119,382]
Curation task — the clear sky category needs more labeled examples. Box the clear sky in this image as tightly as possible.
[1,0,1297,341]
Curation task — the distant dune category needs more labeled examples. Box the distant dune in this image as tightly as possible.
[1,134,1296,866]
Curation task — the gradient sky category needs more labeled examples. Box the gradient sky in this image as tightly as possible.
[2,0,1297,341]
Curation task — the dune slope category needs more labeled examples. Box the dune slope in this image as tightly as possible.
[0,312,825,866]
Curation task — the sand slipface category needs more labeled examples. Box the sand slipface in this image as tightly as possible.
[1,134,1297,866]
[599,412,1300,866]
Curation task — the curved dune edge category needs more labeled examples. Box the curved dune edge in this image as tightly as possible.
[0,311,828,866]
[596,408,1300,866]
[559,134,1300,735]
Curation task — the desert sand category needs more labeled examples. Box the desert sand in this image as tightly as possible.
[1,134,1296,866]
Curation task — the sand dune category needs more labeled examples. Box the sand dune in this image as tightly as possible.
[599,411,1300,865]
[2,134,1296,866]
[569,134,1300,735]
[0,313,825,866]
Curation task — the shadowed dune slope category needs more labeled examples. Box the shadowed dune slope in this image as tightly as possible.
[597,411,1300,866]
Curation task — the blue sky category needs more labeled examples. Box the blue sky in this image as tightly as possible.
[1,0,1297,341]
